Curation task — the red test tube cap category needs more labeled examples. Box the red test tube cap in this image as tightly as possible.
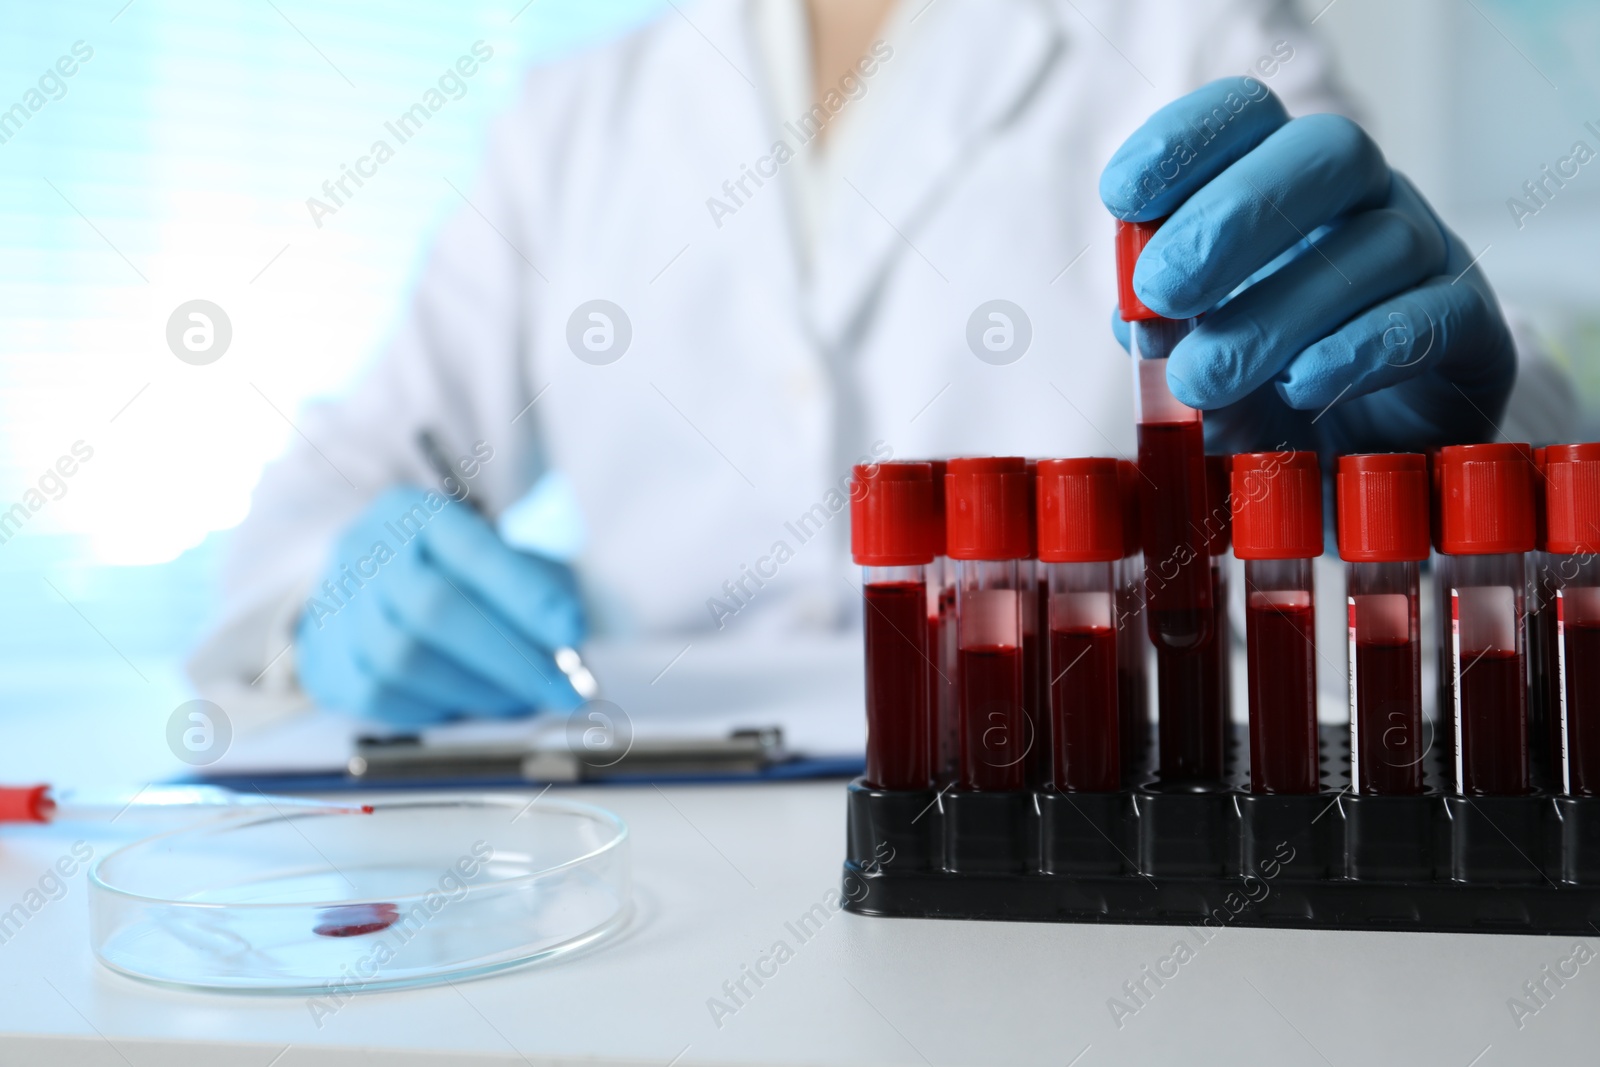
[1036,458,1123,563]
[926,459,948,558]
[1115,218,1164,323]
[1426,447,1444,553]
[1438,443,1538,556]
[1117,459,1142,557]
[1205,454,1232,554]
[1026,459,1040,558]
[850,462,935,567]
[1545,443,1600,555]
[1231,451,1324,560]
[946,457,1032,561]
[1336,453,1431,563]
[1534,446,1548,552]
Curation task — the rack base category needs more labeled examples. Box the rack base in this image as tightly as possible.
[841,730,1600,935]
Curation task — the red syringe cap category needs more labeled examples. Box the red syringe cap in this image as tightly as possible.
[1114,218,1165,323]
[1231,451,1324,560]
[1205,454,1232,554]
[1116,459,1142,557]
[1336,453,1431,563]
[0,785,53,823]
[850,461,935,566]
[1545,442,1600,555]
[946,457,1032,561]
[1438,443,1538,555]
[1036,458,1123,563]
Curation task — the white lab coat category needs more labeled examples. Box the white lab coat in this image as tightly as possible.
[191,0,1358,722]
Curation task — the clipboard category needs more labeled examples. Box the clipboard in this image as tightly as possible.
[182,636,869,792]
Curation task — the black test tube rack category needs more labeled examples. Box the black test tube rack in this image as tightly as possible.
[840,725,1600,934]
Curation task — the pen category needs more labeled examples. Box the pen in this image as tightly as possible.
[417,429,599,701]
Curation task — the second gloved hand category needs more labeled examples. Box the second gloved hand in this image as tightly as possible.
[1101,77,1516,455]
[295,486,587,724]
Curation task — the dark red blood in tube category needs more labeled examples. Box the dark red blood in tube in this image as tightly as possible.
[960,645,1027,791]
[1354,636,1424,795]
[862,581,931,789]
[1023,578,1051,788]
[1049,627,1119,791]
[1459,648,1529,796]
[1564,619,1600,795]
[1138,420,1212,648]
[1247,593,1320,793]
[1235,452,1324,795]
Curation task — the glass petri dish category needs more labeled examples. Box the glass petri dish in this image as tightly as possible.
[89,795,629,994]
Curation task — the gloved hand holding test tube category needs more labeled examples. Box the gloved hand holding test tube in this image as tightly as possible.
[1101,77,1516,458]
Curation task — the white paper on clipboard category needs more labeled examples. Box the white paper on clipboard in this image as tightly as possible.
[201,635,868,775]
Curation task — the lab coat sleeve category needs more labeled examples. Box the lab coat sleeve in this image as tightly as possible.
[186,65,577,728]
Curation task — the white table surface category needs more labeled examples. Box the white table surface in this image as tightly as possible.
[2,775,1598,1067]
[1,636,1596,1066]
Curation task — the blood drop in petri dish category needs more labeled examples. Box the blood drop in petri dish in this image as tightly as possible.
[313,902,399,938]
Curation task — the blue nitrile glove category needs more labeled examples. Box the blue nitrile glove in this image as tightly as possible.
[1101,77,1515,456]
[295,486,586,724]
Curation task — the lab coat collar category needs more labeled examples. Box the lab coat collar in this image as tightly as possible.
[800,0,1066,348]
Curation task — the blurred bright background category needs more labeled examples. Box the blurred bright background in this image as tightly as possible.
[1,0,1598,765]
[0,1,673,776]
